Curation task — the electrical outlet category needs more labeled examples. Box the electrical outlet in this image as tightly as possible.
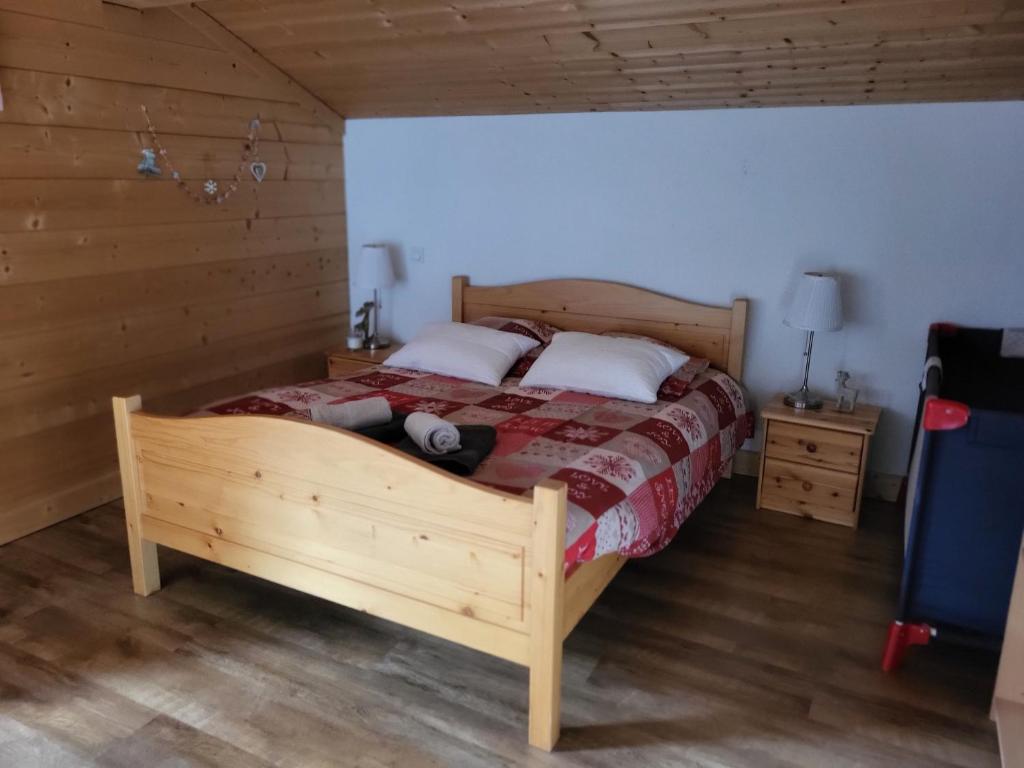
[411,246,425,263]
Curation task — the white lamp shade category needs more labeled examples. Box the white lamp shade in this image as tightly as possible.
[358,244,395,289]
[784,272,843,331]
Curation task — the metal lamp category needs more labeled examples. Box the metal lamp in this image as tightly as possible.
[359,244,396,350]
[783,272,843,410]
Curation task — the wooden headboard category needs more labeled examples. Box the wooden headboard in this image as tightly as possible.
[451,276,748,381]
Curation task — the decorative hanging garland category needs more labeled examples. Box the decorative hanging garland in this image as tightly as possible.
[139,105,267,205]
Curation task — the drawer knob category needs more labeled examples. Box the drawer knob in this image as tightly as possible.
[805,442,818,454]
[802,481,813,492]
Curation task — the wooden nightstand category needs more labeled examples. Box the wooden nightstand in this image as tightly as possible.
[325,344,402,378]
[756,394,882,527]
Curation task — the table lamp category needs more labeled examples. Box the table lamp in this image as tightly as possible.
[359,243,396,349]
[783,272,843,410]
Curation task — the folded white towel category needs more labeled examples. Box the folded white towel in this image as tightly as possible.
[404,411,461,455]
[308,397,391,430]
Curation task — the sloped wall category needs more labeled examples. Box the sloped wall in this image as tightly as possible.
[0,2,348,542]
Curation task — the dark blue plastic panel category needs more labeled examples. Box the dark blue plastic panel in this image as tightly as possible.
[902,408,1024,637]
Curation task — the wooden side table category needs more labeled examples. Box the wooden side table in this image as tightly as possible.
[325,344,402,378]
[756,394,882,527]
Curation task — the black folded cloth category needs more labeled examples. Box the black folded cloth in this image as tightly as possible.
[355,413,496,477]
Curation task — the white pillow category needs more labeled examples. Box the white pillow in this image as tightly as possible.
[384,322,540,386]
[519,331,689,403]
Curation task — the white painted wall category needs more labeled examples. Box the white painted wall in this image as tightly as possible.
[344,102,1024,474]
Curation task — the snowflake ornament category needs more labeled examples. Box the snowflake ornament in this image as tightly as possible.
[203,179,218,195]
[562,425,604,442]
[413,401,449,414]
[583,453,636,481]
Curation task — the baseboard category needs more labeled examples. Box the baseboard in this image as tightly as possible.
[0,470,122,545]
[731,449,903,504]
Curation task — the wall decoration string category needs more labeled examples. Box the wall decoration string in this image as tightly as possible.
[138,105,267,205]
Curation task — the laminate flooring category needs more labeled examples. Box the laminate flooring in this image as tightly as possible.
[0,477,1000,767]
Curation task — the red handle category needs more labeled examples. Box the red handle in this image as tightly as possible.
[923,398,970,431]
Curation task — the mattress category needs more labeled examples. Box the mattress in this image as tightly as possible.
[198,357,752,569]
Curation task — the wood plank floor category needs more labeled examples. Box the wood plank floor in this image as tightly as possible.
[0,477,1000,767]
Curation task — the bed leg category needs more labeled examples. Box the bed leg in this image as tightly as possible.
[528,480,568,751]
[722,459,734,480]
[113,396,161,596]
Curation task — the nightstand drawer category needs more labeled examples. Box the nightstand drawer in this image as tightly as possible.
[765,420,863,474]
[760,457,859,525]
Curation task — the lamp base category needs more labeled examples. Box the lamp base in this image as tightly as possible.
[365,335,391,350]
[784,388,824,410]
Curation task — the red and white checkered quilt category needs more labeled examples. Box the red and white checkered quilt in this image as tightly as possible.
[199,355,752,569]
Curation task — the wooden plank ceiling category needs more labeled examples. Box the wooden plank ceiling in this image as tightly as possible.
[193,0,1024,117]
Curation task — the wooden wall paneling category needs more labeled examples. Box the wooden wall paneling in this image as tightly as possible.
[0,214,345,285]
[282,140,346,181]
[0,0,104,26]
[0,179,345,231]
[99,4,225,49]
[0,250,346,335]
[142,341,335,417]
[170,4,346,135]
[0,316,345,446]
[0,69,342,143]
[0,282,346,497]
[0,338,334,544]
[2,414,124,516]
[117,1,195,9]
[0,125,344,181]
[0,470,121,546]
[0,280,345,391]
[0,3,347,543]
[0,11,284,100]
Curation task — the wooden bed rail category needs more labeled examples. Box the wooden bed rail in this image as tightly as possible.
[112,395,572,749]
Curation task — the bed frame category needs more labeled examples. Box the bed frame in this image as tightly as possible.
[112,276,748,750]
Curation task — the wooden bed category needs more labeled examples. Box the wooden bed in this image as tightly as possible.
[113,276,748,750]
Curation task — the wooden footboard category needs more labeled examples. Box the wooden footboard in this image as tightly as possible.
[112,395,618,750]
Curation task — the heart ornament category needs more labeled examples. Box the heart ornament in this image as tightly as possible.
[250,161,267,183]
